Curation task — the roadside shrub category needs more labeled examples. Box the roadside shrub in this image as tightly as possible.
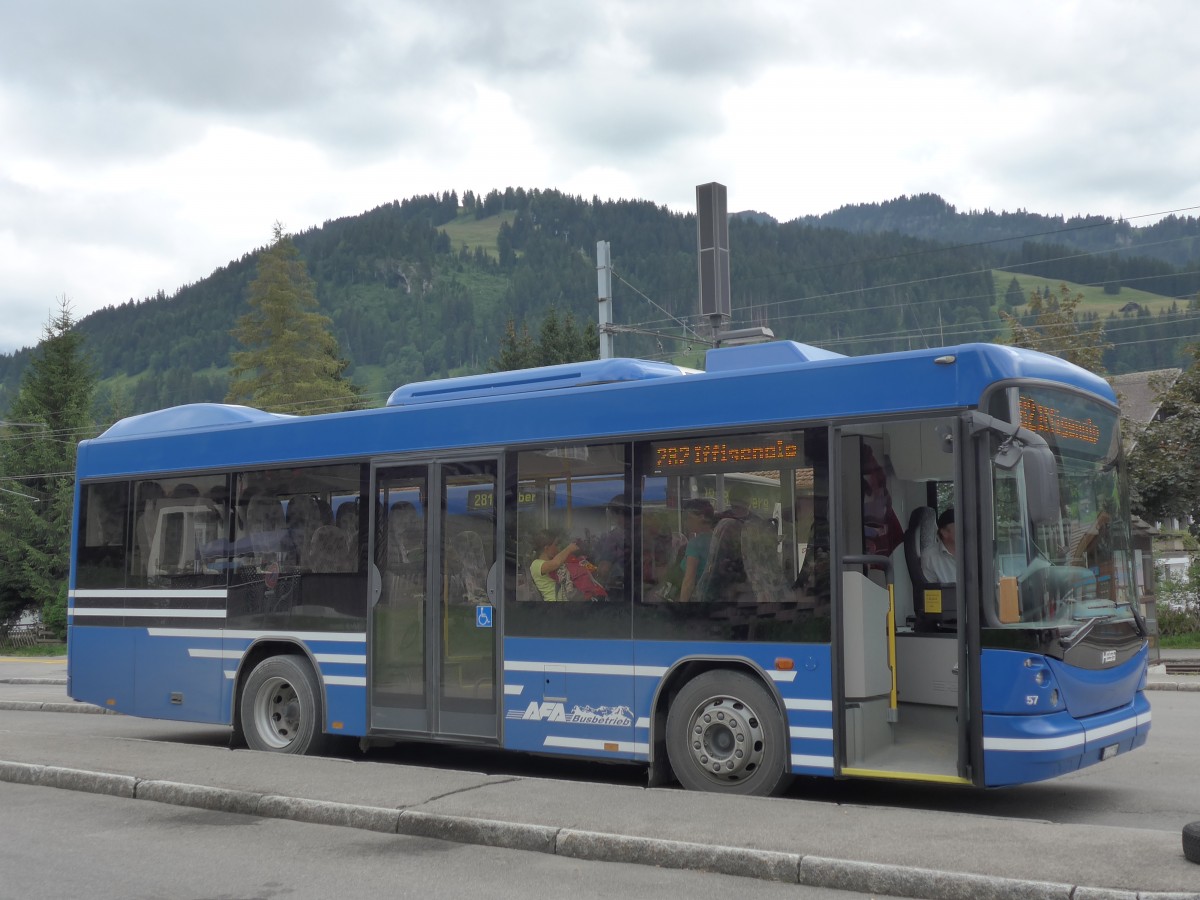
[1156,602,1200,638]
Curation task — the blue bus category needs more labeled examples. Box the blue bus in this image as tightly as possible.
[68,340,1150,795]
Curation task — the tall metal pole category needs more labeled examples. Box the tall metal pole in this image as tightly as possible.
[596,240,614,359]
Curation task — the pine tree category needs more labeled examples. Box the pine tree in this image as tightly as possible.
[227,224,364,414]
[490,309,599,372]
[999,282,1110,375]
[1002,276,1025,310]
[491,319,537,371]
[0,298,96,634]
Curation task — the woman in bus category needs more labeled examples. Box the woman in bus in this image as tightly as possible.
[529,529,581,602]
[678,498,716,603]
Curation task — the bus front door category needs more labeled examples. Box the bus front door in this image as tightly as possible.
[835,425,970,784]
[369,460,499,740]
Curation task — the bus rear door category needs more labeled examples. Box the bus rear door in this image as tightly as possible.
[368,459,499,741]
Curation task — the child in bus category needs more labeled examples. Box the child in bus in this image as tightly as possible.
[530,529,581,602]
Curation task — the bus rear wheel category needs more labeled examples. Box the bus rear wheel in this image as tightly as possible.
[240,655,330,756]
[666,670,790,796]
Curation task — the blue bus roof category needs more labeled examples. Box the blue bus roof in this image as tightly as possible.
[77,341,1116,480]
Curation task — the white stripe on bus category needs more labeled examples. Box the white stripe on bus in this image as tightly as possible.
[72,608,225,618]
[983,711,1147,752]
[504,661,668,677]
[791,754,835,769]
[790,726,834,740]
[146,628,366,642]
[544,736,649,754]
[314,654,366,665]
[72,589,227,600]
[785,698,833,711]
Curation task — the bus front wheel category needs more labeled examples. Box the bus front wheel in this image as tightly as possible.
[666,670,791,796]
[240,655,330,755]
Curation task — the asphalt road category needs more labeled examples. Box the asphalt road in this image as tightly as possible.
[2,656,1198,897]
[2,781,898,900]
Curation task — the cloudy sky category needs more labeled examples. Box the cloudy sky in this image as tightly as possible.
[2,0,1198,354]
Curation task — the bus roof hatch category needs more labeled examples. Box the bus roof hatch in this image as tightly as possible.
[386,358,690,407]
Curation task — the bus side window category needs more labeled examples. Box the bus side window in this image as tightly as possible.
[76,481,131,589]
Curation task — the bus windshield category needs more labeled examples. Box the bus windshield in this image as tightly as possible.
[990,387,1137,630]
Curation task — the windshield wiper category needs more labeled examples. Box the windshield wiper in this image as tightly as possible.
[1059,614,1116,650]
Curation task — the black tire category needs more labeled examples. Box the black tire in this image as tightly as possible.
[666,669,791,797]
[1184,821,1200,864]
[239,655,331,756]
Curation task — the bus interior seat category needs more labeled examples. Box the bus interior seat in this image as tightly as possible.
[386,502,419,569]
[904,506,957,632]
[890,539,915,628]
[740,518,791,606]
[696,517,745,603]
[245,495,284,548]
[308,525,353,573]
[450,529,489,604]
[286,494,324,563]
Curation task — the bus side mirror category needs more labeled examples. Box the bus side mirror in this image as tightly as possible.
[1020,444,1060,526]
[970,411,1061,526]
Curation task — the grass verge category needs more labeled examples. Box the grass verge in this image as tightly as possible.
[1158,633,1200,651]
[0,643,67,657]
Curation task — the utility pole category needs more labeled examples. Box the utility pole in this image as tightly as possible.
[596,240,614,359]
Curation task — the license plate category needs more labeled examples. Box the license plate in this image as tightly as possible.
[1101,744,1119,761]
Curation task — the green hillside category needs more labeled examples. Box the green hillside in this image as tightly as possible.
[994,271,1182,316]
[2,189,1199,421]
[441,210,517,260]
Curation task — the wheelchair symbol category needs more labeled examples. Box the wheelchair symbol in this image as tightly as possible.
[476,605,493,628]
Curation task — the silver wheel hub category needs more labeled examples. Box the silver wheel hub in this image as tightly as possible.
[253,676,302,749]
[685,695,766,784]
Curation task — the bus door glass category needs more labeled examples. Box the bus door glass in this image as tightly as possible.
[369,460,499,739]
[834,418,970,784]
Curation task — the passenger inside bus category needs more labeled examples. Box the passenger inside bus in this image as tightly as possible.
[677,498,715,603]
[862,445,904,558]
[920,507,956,583]
[529,530,581,602]
[903,504,958,631]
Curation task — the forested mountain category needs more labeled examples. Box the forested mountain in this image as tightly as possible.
[799,193,1200,270]
[2,189,1199,422]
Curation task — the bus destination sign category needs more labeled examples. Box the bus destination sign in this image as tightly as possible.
[1019,395,1100,447]
[652,434,800,475]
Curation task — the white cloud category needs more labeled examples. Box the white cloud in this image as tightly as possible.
[1,0,1199,353]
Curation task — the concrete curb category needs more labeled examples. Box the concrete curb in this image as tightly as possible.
[0,677,67,685]
[556,828,799,882]
[2,759,1197,900]
[798,856,1072,900]
[398,809,558,853]
[1146,681,1200,692]
[0,699,115,714]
